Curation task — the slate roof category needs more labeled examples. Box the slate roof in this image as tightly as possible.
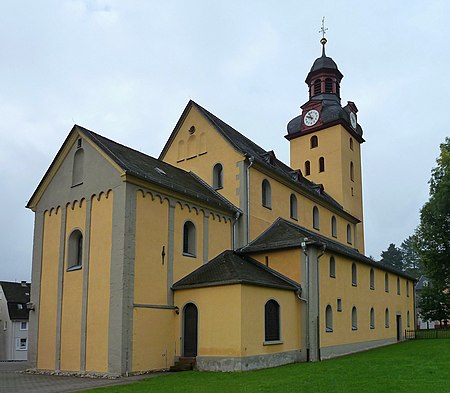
[160,101,353,218]
[172,250,300,291]
[0,281,31,321]
[239,218,416,281]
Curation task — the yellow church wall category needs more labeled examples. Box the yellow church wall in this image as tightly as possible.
[37,209,61,370]
[134,192,169,305]
[207,214,232,260]
[162,105,243,207]
[60,201,86,372]
[241,285,300,357]
[132,308,176,372]
[174,285,242,357]
[319,252,415,349]
[250,249,302,283]
[173,203,204,283]
[85,193,113,373]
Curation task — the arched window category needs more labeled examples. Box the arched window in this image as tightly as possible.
[347,224,352,244]
[310,135,318,148]
[406,281,410,297]
[177,140,185,160]
[331,216,337,238]
[352,263,357,286]
[199,132,207,154]
[212,163,223,190]
[183,221,196,257]
[385,273,389,292]
[262,179,272,208]
[290,194,298,220]
[350,161,354,181]
[319,157,325,172]
[325,305,333,332]
[329,256,336,278]
[352,306,358,330]
[187,134,197,157]
[305,161,311,176]
[407,310,410,328]
[385,308,390,328]
[325,78,333,93]
[265,300,280,342]
[72,148,84,186]
[67,229,83,270]
[314,79,321,95]
[336,82,340,97]
[370,307,375,329]
[313,206,320,230]
[370,268,375,290]
[397,277,401,295]
[350,137,354,150]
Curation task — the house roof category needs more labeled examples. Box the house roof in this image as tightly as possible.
[0,281,31,320]
[28,125,240,215]
[172,250,300,291]
[415,275,431,290]
[238,218,416,281]
[159,100,358,222]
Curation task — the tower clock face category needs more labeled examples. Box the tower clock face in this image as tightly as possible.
[304,109,319,127]
[350,112,357,129]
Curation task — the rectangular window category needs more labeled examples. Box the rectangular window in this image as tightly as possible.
[337,298,342,312]
[3,321,7,330]
[16,338,27,351]
[20,322,28,331]
[17,304,23,310]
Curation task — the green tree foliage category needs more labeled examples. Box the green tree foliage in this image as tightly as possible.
[414,137,450,323]
[400,235,422,278]
[418,283,450,326]
[380,243,404,271]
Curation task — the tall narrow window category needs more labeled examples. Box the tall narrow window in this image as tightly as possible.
[313,206,320,230]
[370,268,375,290]
[310,135,318,148]
[385,308,390,328]
[352,263,357,286]
[67,229,83,270]
[350,161,355,181]
[187,135,197,157]
[347,224,352,244]
[305,161,311,176]
[325,305,333,332]
[336,82,340,97]
[262,179,272,208]
[212,163,223,190]
[265,300,280,342]
[329,256,336,278]
[352,307,358,330]
[406,281,410,297]
[407,311,410,328]
[325,78,333,93]
[72,148,84,186]
[385,273,389,292]
[183,221,196,257]
[397,277,401,295]
[350,138,354,150]
[314,79,321,95]
[331,216,337,237]
[319,157,325,172]
[370,307,375,329]
[290,194,298,220]
[177,140,185,160]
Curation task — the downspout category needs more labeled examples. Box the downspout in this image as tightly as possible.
[246,156,255,244]
[301,239,311,362]
[232,211,241,251]
[316,243,326,361]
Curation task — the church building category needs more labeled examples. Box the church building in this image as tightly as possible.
[26,38,415,375]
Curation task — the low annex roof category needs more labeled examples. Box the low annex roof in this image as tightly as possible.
[239,218,416,281]
[0,281,31,321]
[172,250,300,291]
[160,100,357,221]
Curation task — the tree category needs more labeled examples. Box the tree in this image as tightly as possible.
[380,243,404,271]
[400,235,422,278]
[414,137,450,323]
[418,283,450,327]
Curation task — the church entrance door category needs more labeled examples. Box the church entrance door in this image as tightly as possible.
[183,303,198,357]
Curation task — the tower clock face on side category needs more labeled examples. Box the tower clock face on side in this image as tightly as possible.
[350,112,357,129]
[304,109,319,126]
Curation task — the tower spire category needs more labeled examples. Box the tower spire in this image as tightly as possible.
[319,17,328,56]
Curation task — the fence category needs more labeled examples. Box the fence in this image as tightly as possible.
[405,329,450,340]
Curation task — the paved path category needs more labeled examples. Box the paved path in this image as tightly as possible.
[0,362,169,393]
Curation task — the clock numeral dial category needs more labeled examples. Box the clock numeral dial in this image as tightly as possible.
[303,109,320,127]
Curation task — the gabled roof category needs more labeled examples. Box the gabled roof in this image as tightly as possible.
[159,100,355,220]
[28,125,240,215]
[172,250,300,291]
[0,281,31,321]
[239,218,416,281]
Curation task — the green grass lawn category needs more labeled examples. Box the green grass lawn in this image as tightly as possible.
[84,340,450,393]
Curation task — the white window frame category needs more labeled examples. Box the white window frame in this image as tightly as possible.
[20,321,28,331]
[16,338,27,351]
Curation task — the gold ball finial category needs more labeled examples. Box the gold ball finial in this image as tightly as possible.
[320,37,327,46]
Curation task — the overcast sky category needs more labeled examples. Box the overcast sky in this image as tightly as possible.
[1,1,448,281]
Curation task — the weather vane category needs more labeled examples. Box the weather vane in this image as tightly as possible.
[319,16,328,49]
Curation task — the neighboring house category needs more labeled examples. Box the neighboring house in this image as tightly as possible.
[0,281,31,361]
[26,38,416,376]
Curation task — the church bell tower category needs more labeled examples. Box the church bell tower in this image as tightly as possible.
[285,30,365,251]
